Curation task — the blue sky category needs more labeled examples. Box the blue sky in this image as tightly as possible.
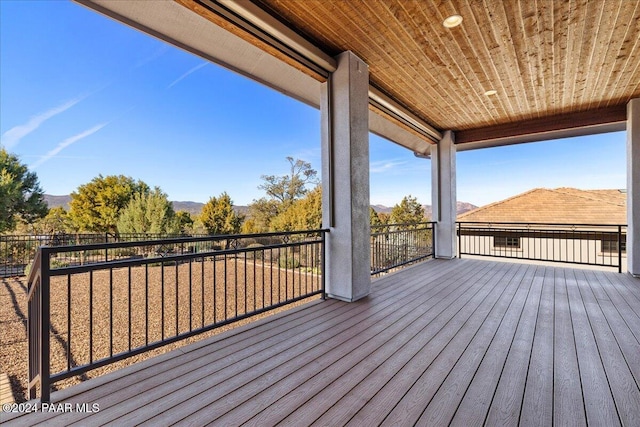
[0,1,626,208]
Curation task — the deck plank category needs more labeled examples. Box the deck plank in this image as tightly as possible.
[3,258,640,427]
[355,263,528,426]
[167,260,485,426]
[467,265,544,427]
[580,270,640,426]
[519,266,556,427]
[117,261,475,426]
[269,260,508,427]
[553,268,587,426]
[209,259,493,426]
[416,265,538,426]
[565,268,620,426]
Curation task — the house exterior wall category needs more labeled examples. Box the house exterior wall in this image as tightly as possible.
[459,234,627,272]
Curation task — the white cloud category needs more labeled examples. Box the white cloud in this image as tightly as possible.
[168,62,208,89]
[370,159,407,173]
[30,123,108,169]
[1,97,84,149]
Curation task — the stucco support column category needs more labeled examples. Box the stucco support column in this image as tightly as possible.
[627,98,640,277]
[431,130,457,258]
[321,51,371,301]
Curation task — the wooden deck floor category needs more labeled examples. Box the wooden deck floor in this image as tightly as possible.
[2,258,640,426]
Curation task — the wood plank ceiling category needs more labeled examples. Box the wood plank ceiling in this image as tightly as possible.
[185,0,640,145]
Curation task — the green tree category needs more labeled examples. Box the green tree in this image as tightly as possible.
[199,192,243,235]
[248,157,318,232]
[117,188,179,234]
[243,198,280,233]
[258,157,318,207]
[0,148,48,232]
[270,185,322,231]
[35,206,74,235]
[175,211,194,233]
[69,175,150,233]
[370,207,382,226]
[390,195,425,225]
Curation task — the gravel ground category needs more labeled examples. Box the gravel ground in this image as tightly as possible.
[0,257,321,403]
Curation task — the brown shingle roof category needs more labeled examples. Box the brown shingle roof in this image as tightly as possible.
[457,188,626,225]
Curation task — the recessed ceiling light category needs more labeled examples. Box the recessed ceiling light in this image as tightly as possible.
[484,89,498,96]
[443,15,463,28]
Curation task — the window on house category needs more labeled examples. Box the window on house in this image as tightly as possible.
[494,236,520,249]
[602,239,626,253]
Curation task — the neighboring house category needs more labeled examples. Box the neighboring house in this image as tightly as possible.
[456,188,627,270]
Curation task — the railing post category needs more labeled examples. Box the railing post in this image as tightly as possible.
[40,248,51,402]
[457,222,462,258]
[618,225,623,274]
[321,230,327,300]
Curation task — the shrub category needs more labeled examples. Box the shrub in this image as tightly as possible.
[278,255,300,269]
[246,243,265,260]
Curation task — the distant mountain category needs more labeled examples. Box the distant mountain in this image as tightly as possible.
[43,195,71,210]
[43,195,247,216]
[171,201,205,215]
[372,201,478,219]
[43,194,476,219]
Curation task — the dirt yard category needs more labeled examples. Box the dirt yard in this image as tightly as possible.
[0,257,321,403]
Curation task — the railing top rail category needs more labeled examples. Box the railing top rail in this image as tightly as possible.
[48,238,324,276]
[38,229,329,254]
[456,221,627,227]
[371,221,435,228]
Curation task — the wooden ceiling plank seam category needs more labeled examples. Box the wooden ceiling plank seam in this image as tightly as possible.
[450,1,513,125]
[561,0,576,110]
[551,1,569,112]
[603,0,640,108]
[517,0,543,117]
[427,0,506,125]
[535,0,554,114]
[263,0,410,115]
[367,0,477,126]
[477,0,527,121]
[364,0,477,127]
[408,0,495,127]
[462,0,516,124]
[300,0,446,136]
[381,0,484,128]
[351,1,457,127]
[584,1,620,109]
[573,0,603,108]
[495,2,527,120]
[413,0,490,124]
[498,0,527,120]
[334,0,452,129]
[606,0,640,104]
[274,0,449,130]
[470,0,519,120]
[563,0,589,110]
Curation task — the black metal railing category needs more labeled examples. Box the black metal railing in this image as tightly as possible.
[1,232,212,278]
[457,222,627,273]
[27,229,327,402]
[370,222,435,275]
